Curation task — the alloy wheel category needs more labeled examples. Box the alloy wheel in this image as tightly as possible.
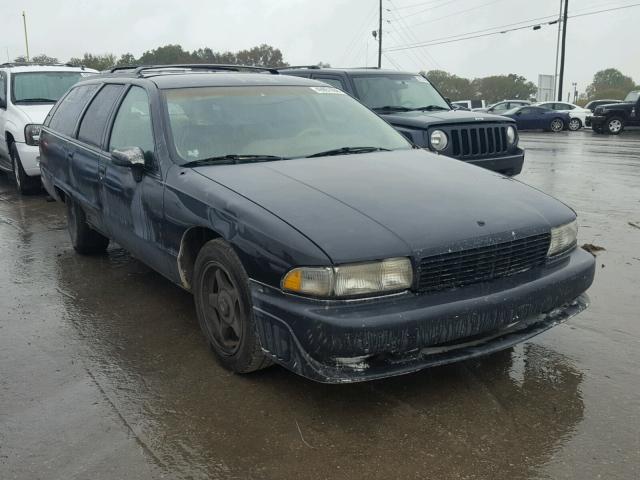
[568,119,581,131]
[608,119,622,133]
[199,263,244,355]
[550,119,564,132]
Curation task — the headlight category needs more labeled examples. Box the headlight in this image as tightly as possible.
[24,124,42,146]
[506,125,517,146]
[548,220,578,256]
[429,130,448,151]
[282,257,413,298]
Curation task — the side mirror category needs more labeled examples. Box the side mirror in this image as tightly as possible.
[111,147,146,182]
[515,111,523,115]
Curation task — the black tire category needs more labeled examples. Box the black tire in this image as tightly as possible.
[10,143,41,194]
[568,118,582,131]
[66,197,110,254]
[605,116,625,135]
[550,118,564,133]
[193,238,271,374]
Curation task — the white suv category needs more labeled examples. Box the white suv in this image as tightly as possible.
[0,63,97,193]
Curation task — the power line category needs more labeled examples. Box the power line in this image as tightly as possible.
[405,0,506,28]
[388,0,461,11]
[391,0,462,20]
[385,14,559,51]
[387,0,440,68]
[384,2,640,52]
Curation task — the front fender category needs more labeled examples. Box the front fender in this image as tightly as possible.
[163,164,332,289]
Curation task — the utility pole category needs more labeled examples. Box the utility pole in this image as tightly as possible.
[553,0,562,99]
[378,0,383,68]
[557,0,568,101]
[22,11,30,62]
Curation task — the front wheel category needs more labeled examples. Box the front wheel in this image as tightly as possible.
[550,118,565,132]
[66,197,110,254]
[193,239,271,374]
[10,143,40,194]
[568,118,582,131]
[606,116,625,135]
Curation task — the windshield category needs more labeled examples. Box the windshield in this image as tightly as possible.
[11,72,85,103]
[351,74,450,111]
[163,85,411,163]
[624,91,639,102]
[502,107,520,115]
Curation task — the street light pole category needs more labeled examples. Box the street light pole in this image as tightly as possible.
[378,0,383,68]
[22,11,30,62]
[553,0,563,99]
[557,0,569,101]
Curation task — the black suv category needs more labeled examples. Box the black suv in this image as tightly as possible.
[280,67,524,176]
[587,91,640,134]
[39,64,593,383]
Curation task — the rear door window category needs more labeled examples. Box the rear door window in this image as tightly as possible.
[313,76,346,91]
[78,84,124,148]
[49,84,99,136]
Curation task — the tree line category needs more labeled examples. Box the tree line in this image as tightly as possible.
[14,46,637,104]
[14,44,291,71]
[425,68,638,104]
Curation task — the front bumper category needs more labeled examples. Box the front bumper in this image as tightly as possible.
[15,142,41,177]
[251,247,595,383]
[588,115,607,128]
[464,150,524,176]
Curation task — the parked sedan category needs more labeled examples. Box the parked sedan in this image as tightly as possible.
[40,65,594,383]
[472,100,530,113]
[535,101,592,131]
[501,106,571,132]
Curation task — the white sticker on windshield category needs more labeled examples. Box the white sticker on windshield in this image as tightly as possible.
[414,75,428,83]
[310,86,345,94]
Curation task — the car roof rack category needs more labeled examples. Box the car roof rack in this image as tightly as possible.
[107,64,279,77]
[1,62,81,68]
[277,65,322,70]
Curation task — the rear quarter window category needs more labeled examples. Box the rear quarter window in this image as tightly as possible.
[77,84,124,148]
[48,84,99,137]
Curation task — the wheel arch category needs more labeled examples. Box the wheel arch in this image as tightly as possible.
[177,226,222,290]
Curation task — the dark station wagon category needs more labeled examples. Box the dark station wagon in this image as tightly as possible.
[40,65,595,383]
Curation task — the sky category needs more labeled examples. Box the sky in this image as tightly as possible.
[1,0,638,97]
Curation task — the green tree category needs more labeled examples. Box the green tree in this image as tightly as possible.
[138,44,194,65]
[31,54,59,64]
[472,74,536,104]
[117,53,136,66]
[585,68,635,100]
[13,55,28,63]
[68,53,116,71]
[234,44,288,67]
[425,70,475,100]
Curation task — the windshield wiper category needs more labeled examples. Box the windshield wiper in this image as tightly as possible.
[372,105,412,112]
[14,98,57,103]
[305,146,391,158]
[182,154,284,167]
[409,105,449,111]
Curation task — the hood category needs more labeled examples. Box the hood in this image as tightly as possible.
[378,109,515,129]
[13,104,55,124]
[195,149,574,264]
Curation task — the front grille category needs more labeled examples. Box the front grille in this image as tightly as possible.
[418,233,550,293]
[448,125,509,158]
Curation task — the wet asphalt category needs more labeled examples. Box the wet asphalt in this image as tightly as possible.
[1,130,639,480]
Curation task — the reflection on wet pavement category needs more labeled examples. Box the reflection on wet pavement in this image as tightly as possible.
[1,130,639,479]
